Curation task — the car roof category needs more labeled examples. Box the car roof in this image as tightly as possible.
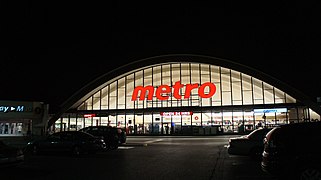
[277,121,321,136]
[80,126,119,129]
[280,121,321,129]
[247,127,272,136]
[53,130,95,136]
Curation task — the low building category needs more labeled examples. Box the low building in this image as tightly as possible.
[0,100,49,137]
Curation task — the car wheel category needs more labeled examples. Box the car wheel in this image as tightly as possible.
[32,145,38,155]
[72,146,81,156]
[299,167,321,180]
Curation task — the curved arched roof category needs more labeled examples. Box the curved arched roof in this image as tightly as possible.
[48,54,321,128]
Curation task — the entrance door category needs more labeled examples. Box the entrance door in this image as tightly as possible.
[162,115,171,135]
[162,123,171,135]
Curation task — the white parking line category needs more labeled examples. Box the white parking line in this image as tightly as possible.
[118,146,134,149]
[144,139,164,144]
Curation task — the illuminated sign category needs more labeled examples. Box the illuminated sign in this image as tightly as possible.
[0,105,27,113]
[254,108,287,113]
[160,112,193,116]
[132,81,216,101]
[84,114,96,118]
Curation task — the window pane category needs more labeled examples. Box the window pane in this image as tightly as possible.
[109,82,117,109]
[264,89,274,104]
[181,63,190,84]
[243,91,253,105]
[252,78,263,101]
[118,78,126,109]
[221,75,231,91]
[101,86,108,110]
[211,65,220,83]
[232,81,242,101]
[242,74,252,91]
[222,92,231,106]
[85,97,92,110]
[191,64,200,83]
[93,91,100,110]
[231,70,241,82]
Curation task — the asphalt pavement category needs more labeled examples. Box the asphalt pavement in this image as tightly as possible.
[1,135,279,180]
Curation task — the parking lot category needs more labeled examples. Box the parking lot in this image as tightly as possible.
[1,136,277,180]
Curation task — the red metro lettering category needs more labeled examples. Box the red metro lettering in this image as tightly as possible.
[131,81,216,101]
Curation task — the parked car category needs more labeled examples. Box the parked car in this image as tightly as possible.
[261,121,321,180]
[0,140,24,168]
[79,126,124,150]
[26,131,106,156]
[227,127,272,159]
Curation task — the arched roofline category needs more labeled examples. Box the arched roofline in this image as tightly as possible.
[48,54,321,128]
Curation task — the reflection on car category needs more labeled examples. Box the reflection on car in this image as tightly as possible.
[79,126,126,150]
[227,127,272,159]
[26,131,106,156]
[261,121,321,180]
[0,140,24,168]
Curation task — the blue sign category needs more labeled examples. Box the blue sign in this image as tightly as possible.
[254,108,287,113]
[0,105,27,113]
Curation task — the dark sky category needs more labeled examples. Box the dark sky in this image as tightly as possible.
[2,1,321,113]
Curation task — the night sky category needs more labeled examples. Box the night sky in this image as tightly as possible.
[2,1,321,113]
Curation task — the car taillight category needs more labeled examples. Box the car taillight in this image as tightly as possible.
[263,137,267,144]
[263,137,271,151]
[96,139,104,143]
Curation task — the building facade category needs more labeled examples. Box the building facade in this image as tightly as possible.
[48,55,321,135]
[0,100,49,137]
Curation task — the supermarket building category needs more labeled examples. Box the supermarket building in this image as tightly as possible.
[47,54,321,135]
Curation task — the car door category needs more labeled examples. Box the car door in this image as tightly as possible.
[57,132,75,153]
[38,133,61,152]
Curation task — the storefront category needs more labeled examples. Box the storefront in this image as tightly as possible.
[0,100,49,137]
[48,55,321,135]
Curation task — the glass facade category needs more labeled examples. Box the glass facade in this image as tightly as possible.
[54,62,320,135]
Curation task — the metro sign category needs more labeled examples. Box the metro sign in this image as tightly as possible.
[131,81,216,101]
